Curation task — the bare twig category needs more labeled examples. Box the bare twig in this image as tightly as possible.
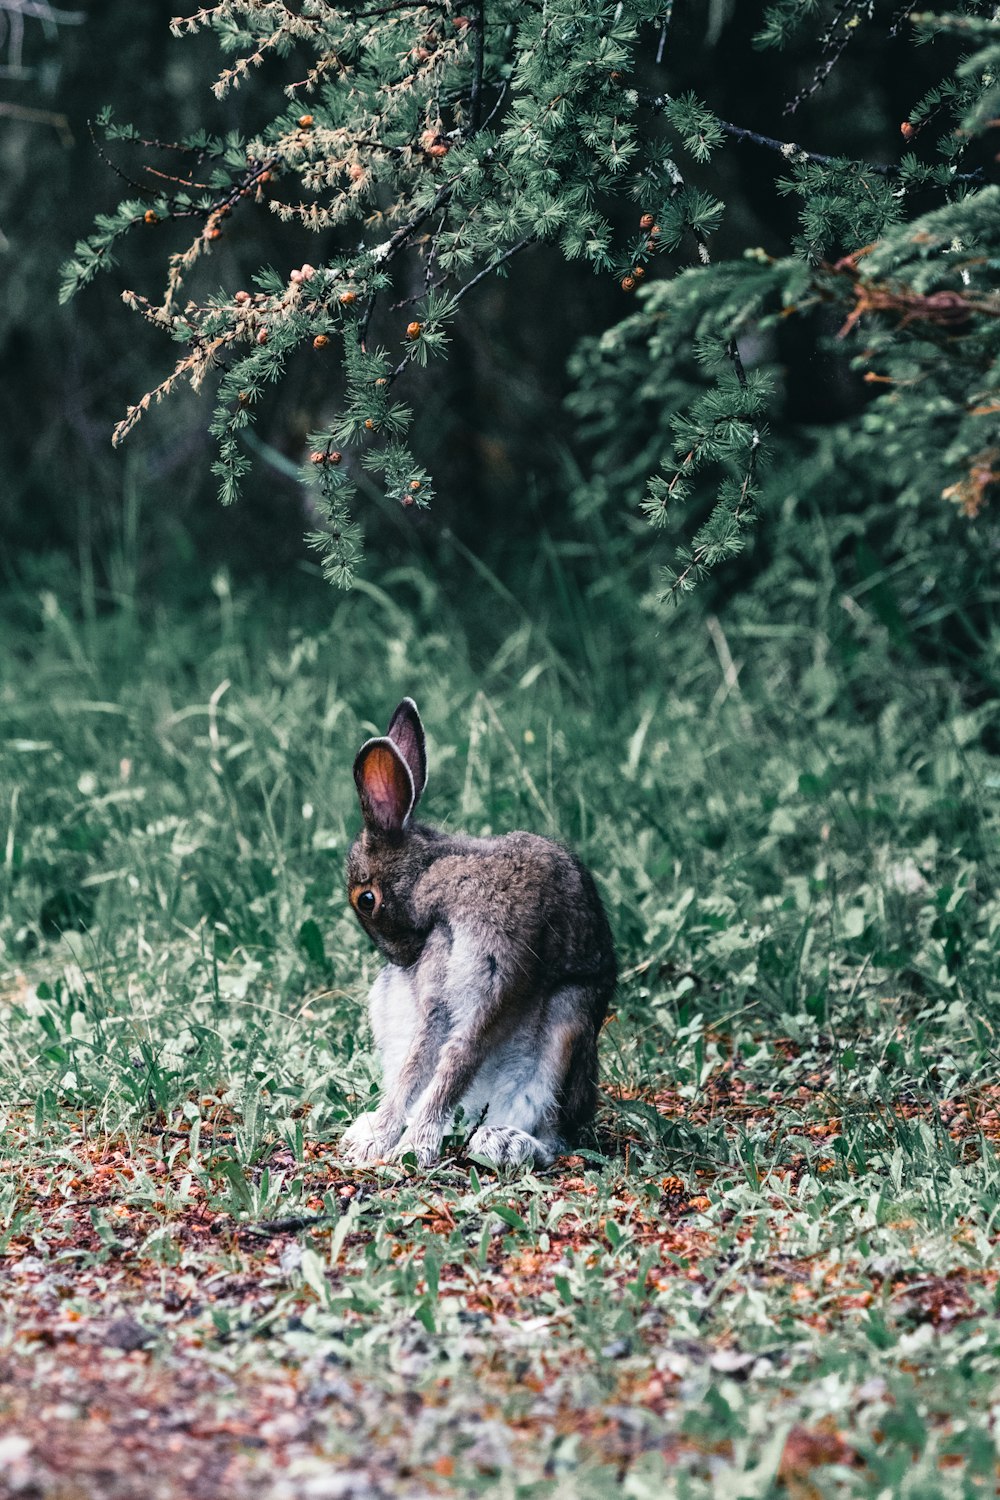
[377,179,455,262]
[783,0,856,116]
[469,0,485,132]
[0,0,83,78]
[447,231,535,310]
[726,337,747,390]
[655,1,674,66]
[888,2,913,40]
[0,100,72,144]
[234,1211,341,1240]
[479,78,509,131]
[706,614,751,727]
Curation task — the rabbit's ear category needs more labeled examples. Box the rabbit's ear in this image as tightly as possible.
[354,737,415,832]
[386,697,428,805]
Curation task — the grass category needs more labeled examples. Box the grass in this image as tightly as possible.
[2,535,1000,1498]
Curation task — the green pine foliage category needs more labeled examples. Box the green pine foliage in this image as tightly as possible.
[63,1,1000,591]
[571,6,1000,601]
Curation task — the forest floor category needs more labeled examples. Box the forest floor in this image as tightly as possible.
[2,564,999,1498]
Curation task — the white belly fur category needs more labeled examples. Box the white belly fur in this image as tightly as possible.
[458,1028,562,1136]
[367,964,419,1094]
[366,951,566,1139]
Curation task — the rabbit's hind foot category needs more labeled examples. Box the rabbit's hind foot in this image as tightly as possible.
[467,1124,559,1169]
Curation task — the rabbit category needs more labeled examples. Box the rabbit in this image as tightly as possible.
[339,698,616,1169]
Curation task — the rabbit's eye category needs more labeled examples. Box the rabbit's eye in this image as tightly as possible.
[351,884,381,918]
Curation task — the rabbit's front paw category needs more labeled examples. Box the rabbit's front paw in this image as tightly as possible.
[389,1121,443,1168]
[340,1110,401,1164]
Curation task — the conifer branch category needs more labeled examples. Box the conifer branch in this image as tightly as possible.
[384,233,535,384]
[640,94,986,184]
[376,180,456,263]
[717,119,985,184]
[88,118,156,200]
[661,420,762,603]
[309,0,451,16]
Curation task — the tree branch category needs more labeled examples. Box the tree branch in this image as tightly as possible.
[639,94,986,184]
[469,0,485,132]
[385,233,535,385]
[376,179,455,262]
[783,0,857,116]
[447,231,535,310]
[0,100,73,145]
[726,337,747,390]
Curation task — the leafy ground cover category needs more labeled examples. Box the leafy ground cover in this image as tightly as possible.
[2,545,1000,1497]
